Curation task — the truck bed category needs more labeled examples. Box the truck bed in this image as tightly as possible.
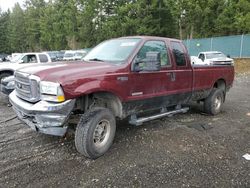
[191,65,234,100]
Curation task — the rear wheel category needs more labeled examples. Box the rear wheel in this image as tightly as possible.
[204,89,224,115]
[75,107,116,159]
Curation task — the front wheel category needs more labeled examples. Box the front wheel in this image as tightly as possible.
[75,107,116,159]
[204,89,224,115]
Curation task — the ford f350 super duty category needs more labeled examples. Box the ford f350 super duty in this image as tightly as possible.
[9,36,234,159]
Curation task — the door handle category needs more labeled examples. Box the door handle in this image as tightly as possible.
[166,72,176,81]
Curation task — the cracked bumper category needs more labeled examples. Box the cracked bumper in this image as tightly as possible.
[9,91,76,136]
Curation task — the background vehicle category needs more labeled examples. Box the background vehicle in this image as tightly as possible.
[0,52,51,81]
[74,50,88,60]
[56,51,65,61]
[0,53,8,62]
[9,36,234,159]
[191,51,234,65]
[46,51,59,62]
[63,50,88,61]
[63,51,76,61]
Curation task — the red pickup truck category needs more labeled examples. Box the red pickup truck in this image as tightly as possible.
[9,36,234,159]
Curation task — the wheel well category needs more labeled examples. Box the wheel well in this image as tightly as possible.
[213,79,226,92]
[0,70,13,76]
[75,92,123,118]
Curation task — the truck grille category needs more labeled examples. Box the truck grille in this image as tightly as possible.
[15,72,40,102]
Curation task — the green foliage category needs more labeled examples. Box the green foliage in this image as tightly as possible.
[0,10,11,53]
[7,3,27,52]
[0,0,250,53]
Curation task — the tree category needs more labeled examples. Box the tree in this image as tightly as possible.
[0,10,11,53]
[7,3,27,52]
[0,0,249,54]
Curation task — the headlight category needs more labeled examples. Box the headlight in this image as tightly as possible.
[40,81,65,102]
[6,80,15,89]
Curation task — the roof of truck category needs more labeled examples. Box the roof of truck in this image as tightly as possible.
[119,36,181,42]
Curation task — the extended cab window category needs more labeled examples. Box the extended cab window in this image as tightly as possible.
[171,42,186,66]
[136,40,170,67]
[39,54,49,63]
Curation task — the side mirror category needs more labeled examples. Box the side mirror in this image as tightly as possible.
[18,59,24,63]
[132,52,161,72]
[227,54,230,58]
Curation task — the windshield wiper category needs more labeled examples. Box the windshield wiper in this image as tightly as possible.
[87,58,104,62]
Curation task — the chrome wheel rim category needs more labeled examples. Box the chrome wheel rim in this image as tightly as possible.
[93,119,111,148]
[214,96,222,111]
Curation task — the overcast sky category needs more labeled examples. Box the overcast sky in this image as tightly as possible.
[0,0,25,11]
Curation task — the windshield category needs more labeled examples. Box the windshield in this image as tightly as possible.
[84,38,141,63]
[10,54,23,63]
[206,53,226,59]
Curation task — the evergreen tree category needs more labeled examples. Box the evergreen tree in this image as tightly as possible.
[0,0,250,53]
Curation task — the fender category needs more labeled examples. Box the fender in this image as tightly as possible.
[64,80,126,101]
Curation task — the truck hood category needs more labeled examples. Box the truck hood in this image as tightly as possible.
[208,57,233,62]
[17,61,121,84]
[207,57,234,65]
[0,62,41,71]
[0,62,20,71]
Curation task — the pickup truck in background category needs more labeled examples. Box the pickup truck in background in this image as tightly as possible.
[9,36,234,159]
[0,52,51,81]
[191,51,234,65]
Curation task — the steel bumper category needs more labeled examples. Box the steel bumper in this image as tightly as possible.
[9,91,75,136]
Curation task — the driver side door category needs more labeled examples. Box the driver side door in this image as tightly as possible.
[127,40,172,113]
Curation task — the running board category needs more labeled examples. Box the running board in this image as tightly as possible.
[129,107,189,126]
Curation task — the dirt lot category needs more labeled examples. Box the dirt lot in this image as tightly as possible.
[234,58,250,74]
[0,74,249,188]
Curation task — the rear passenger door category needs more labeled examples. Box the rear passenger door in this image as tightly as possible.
[169,41,193,103]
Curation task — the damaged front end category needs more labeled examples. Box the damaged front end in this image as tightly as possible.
[9,91,75,136]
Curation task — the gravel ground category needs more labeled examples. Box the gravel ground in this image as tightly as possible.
[0,75,249,188]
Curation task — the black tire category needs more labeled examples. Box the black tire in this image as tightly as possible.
[0,72,12,82]
[204,88,224,115]
[75,107,116,159]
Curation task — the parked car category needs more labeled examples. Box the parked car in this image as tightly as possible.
[0,75,14,95]
[56,51,65,61]
[63,50,88,61]
[0,54,8,62]
[9,36,234,159]
[63,51,75,61]
[0,52,51,81]
[46,51,59,62]
[191,51,234,65]
[74,50,88,60]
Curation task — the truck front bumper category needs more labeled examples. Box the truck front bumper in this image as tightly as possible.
[9,91,75,136]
